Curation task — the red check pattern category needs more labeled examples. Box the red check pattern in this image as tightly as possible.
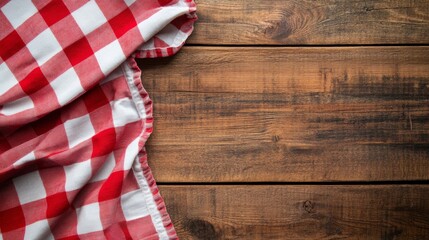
[0,0,196,239]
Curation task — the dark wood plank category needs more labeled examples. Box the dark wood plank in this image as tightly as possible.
[159,185,429,239]
[138,47,429,182]
[189,0,429,45]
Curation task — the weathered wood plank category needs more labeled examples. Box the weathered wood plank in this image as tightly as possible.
[139,47,429,182]
[189,0,429,45]
[159,185,429,239]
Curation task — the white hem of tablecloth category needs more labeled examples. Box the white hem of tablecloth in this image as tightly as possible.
[122,58,177,240]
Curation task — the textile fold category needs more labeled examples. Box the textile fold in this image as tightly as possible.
[0,0,196,239]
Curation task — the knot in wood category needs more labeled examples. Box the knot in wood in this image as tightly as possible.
[185,219,217,239]
[303,200,314,213]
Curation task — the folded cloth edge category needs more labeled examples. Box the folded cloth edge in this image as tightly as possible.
[122,57,177,239]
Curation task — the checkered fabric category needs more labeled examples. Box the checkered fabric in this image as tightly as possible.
[0,0,196,239]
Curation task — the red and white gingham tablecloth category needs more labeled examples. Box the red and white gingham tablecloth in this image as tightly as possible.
[0,0,196,239]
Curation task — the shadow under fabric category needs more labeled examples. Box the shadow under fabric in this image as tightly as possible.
[0,0,196,239]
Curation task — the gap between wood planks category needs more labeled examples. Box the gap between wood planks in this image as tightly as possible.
[157,180,429,185]
[185,43,429,47]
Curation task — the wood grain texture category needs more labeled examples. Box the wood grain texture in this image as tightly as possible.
[138,46,429,182]
[159,185,429,239]
[188,0,429,45]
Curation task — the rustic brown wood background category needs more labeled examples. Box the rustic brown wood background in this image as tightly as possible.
[138,0,429,239]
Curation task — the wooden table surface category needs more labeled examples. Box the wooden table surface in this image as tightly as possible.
[138,0,429,239]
